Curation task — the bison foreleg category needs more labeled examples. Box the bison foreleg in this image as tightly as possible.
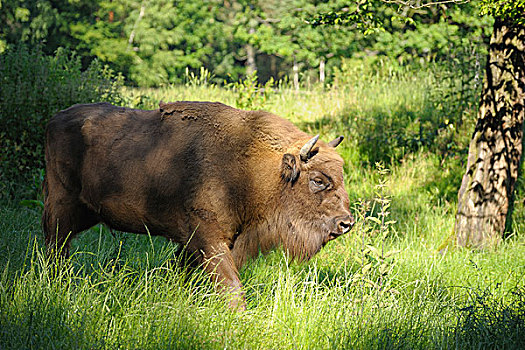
[200,241,246,310]
[184,233,246,311]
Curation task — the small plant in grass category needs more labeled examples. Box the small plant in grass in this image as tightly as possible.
[184,66,215,87]
[353,162,399,311]
[227,71,274,110]
[19,169,45,211]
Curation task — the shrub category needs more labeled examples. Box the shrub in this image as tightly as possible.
[227,71,274,110]
[0,46,123,199]
[332,57,481,167]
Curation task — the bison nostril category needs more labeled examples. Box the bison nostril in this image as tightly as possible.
[338,218,354,234]
[339,222,350,233]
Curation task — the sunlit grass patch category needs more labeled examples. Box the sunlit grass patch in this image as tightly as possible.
[1,197,525,349]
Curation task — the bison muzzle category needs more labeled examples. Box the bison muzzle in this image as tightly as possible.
[43,101,354,309]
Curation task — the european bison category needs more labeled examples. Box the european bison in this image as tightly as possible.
[43,101,354,309]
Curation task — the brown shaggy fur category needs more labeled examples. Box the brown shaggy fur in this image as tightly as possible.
[43,101,354,309]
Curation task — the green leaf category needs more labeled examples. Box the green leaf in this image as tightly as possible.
[366,245,380,257]
[14,7,30,22]
[384,249,401,258]
[354,255,363,265]
[362,262,373,273]
[366,280,380,289]
[367,216,381,225]
[389,288,400,295]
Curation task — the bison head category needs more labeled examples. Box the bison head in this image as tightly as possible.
[278,135,354,259]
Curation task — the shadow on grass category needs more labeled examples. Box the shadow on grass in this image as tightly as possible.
[451,286,525,349]
[298,101,444,165]
[0,292,102,349]
[333,285,525,349]
[0,202,179,276]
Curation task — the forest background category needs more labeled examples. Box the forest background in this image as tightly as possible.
[1,1,524,349]
[1,0,492,86]
[0,0,496,192]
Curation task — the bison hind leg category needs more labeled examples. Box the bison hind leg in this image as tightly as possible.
[43,198,99,259]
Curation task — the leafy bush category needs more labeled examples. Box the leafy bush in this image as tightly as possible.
[332,59,441,164]
[332,56,481,167]
[0,45,123,199]
[227,71,274,110]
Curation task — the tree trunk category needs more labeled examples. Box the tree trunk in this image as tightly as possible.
[293,55,299,91]
[245,27,257,76]
[455,19,525,248]
[319,58,325,84]
[128,1,146,50]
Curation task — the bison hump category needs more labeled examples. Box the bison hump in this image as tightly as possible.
[159,101,233,121]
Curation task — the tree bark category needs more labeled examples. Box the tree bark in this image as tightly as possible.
[455,19,525,248]
[320,58,325,84]
[293,55,299,91]
[128,1,146,50]
[245,27,257,76]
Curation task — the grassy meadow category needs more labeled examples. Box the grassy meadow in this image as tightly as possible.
[1,72,525,349]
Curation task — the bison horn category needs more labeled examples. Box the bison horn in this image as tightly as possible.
[328,135,344,148]
[300,134,319,162]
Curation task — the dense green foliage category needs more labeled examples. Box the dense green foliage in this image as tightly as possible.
[0,46,123,198]
[1,0,492,86]
[480,0,525,23]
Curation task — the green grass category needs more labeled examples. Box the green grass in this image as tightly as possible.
[1,197,524,349]
[1,78,524,349]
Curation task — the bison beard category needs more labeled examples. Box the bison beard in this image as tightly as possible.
[43,101,354,310]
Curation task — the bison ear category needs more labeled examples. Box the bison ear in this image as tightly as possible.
[328,135,344,148]
[281,153,299,184]
[159,101,168,112]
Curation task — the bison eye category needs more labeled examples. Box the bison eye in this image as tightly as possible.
[313,178,324,187]
[309,177,328,192]
[309,171,332,193]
